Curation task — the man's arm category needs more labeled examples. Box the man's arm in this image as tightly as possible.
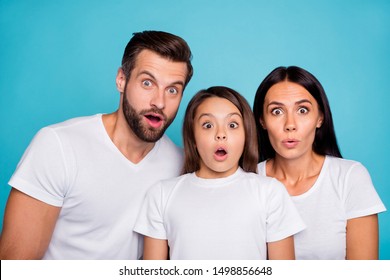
[0,188,61,259]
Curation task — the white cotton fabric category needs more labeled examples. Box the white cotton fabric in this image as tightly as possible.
[134,168,306,260]
[9,114,183,259]
[258,156,386,259]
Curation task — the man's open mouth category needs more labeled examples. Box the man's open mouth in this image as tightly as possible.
[145,114,162,123]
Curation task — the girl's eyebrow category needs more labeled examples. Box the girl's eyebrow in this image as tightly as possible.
[197,113,212,120]
[197,112,242,120]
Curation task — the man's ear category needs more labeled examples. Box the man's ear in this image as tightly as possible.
[116,67,126,93]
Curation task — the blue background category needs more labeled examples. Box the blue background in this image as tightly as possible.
[1,0,389,259]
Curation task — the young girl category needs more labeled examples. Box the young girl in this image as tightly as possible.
[134,86,305,260]
[253,66,386,259]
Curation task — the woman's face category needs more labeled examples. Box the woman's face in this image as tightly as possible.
[261,81,323,161]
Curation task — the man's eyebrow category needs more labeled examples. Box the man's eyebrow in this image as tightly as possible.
[138,70,185,87]
[137,70,156,80]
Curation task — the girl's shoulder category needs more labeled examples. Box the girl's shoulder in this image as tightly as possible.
[242,171,284,190]
[145,173,194,203]
[159,173,192,188]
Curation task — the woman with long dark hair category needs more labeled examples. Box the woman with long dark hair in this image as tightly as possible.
[253,66,386,259]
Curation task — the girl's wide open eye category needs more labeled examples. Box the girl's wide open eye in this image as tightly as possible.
[229,122,239,129]
[202,122,213,129]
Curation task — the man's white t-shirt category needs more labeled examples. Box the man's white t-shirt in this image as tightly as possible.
[258,156,386,259]
[134,168,306,260]
[9,114,183,259]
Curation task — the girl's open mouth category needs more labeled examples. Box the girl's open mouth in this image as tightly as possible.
[214,147,228,161]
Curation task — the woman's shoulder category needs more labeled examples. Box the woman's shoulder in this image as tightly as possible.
[323,156,373,190]
[326,155,366,172]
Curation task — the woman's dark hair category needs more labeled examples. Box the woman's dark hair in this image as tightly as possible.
[253,66,342,161]
[182,86,258,174]
[121,30,193,88]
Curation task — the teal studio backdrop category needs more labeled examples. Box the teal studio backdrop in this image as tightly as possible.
[0,0,389,259]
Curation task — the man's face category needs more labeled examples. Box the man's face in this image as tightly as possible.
[117,49,188,142]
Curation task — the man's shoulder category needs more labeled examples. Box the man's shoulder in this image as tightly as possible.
[33,114,103,145]
[48,114,102,131]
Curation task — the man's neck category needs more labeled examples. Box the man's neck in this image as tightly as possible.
[102,112,155,164]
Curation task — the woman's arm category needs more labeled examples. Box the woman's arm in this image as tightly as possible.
[267,236,295,260]
[346,214,379,259]
[143,236,169,260]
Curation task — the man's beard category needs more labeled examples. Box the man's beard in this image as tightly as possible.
[122,92,175,143]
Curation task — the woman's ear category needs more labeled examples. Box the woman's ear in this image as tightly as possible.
[259,117,266,129]
[316,114,324,128]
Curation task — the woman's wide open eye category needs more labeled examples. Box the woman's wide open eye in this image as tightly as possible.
[298,107,309,114]
[271,108,283,115]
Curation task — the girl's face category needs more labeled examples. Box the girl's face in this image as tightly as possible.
[194,97,245,179]
[261,81,323,162]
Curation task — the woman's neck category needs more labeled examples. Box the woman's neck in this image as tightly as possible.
[266,152,325,196]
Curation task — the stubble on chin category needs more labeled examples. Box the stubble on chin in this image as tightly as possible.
[122,93,173,143]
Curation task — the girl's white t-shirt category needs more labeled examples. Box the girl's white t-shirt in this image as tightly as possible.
[134,168,305,260]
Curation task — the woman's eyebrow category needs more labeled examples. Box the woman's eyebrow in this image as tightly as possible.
[296,99,312,105]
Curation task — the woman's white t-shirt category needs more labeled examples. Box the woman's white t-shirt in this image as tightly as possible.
[258,156,386,259]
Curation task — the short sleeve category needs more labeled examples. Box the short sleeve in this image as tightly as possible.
[344,163,386,219]
[8,127,68,207]
[266,179,306,242]
[134,182,167,240]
